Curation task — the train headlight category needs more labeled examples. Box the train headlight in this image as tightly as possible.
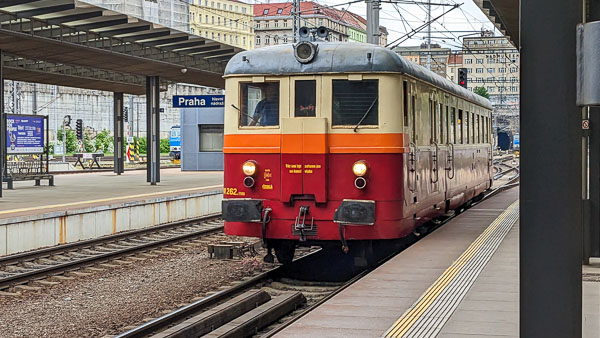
[242,161,257,176]
[294,42,317,63]
[352,161,368,177]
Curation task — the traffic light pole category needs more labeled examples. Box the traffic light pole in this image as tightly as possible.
[113,92,124,175]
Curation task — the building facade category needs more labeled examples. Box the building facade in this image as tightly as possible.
[394,44,451,78]
[189,0,254,49]
[446,52,463,82]
[461,32,520,108]
[253,2,387,48]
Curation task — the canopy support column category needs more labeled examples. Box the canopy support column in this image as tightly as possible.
[146,76,160,185]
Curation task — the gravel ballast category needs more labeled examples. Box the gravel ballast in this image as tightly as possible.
[0,245,266,337]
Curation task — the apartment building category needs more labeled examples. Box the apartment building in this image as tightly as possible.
[253,2,387,48]
[189,0,254,49]
[461,32,520,107]
[394,44,451,78]
[446,52,463,82]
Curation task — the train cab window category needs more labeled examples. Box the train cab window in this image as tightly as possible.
[294,80,316,117]
[332,80,378,126]
[240,82,280,127]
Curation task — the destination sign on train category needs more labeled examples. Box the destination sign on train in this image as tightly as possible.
[172,95,225,108]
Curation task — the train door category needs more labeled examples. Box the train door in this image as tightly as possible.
[281,76,327,203]
[430,92,440,194]
[407,81,418,204]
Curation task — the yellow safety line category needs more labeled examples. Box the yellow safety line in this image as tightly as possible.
[384,200,519,337]
[0,185,224,216]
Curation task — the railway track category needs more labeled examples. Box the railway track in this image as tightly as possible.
[0,215,224,292]
[114,248,365,338]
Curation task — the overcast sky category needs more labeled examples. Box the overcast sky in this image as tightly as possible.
[309,0,499,49]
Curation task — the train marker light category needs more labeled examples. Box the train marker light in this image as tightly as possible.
[352,161,368,177]
[242,161,257,176]
[243,176,255,188]
[294,41,317,63]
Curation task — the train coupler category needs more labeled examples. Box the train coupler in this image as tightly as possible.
[293,205,313,242]
[261,207,272,248]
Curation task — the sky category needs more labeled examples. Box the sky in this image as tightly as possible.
[296,0,499,50]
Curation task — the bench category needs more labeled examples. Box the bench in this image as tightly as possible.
[3,160,54,189]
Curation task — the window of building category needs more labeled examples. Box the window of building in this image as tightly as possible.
[488,58,495,64]
[318,18,323,26]
[243,36,246,45]
[467,68,473,73]
[277,8,283,14]
[263,9,269,15]
[217,17,220,25]
[191,28,195,34]
[242,7,247,13]
[476,68,483,73]
[274,20,278,28]
[211,32,215,39]
[230,35,233,43]
[199,125,224,152]
[283,36,288,43]
[283,20,288,27]
[256,36,260,45]
[465,58,472,64]
[274,36,278,44]
[476,59,484,64]
[499,68,506,73]
[205,15,208,23]
[224,34,227,40]
[332,80,378,126]
[211,1,214,7]
[229,5,232,11]
[265,36,270,45]
[211,16,214,24]
[235,35,238,44]
[295,80,317,117]
[487,68,495,73]
[240,82,280,127]
[488,87,495,92]
[235,6,238,12]
[205,0,208,6]
[510,67,518,73]
[217,3,220,9]
[236,21,238,29]
[217,33,221,40]
[205,31,208,38]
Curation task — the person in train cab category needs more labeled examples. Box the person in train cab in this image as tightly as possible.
[250,84,279,126]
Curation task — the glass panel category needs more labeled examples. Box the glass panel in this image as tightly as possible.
[458,110,464,144]
[332,80,378,126]
[240,82,280,126]
[450,108,456,144]
[403,81,409,127]
[199,124,224,152]
[294,80,316,117]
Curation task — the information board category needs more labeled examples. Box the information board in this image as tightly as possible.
[6,115,45,154]
[173,95,225,108]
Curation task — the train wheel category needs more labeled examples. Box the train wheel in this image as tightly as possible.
[274,240,296,264]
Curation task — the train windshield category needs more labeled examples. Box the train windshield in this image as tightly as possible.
[332,79,379,127]
[240,82,280,127]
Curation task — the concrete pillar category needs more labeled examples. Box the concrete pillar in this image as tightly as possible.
[113,92,124,175]
[146,76,160,185]
[521,0,582,337]
[0,50,3,198]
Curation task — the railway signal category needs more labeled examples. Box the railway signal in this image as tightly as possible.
[458,68,468,88]
[76,119,83,140]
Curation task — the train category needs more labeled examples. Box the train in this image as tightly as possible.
[221,39,493,265]
[169,125,181,161]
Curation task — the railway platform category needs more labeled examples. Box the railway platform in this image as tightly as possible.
[0,169,223,256]
[275,187,600,337]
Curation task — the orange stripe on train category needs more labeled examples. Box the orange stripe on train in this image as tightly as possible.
[223,133,410,154]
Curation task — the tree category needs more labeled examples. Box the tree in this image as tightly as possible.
[473,86,490,99]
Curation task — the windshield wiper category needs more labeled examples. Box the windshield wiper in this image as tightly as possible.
[353,97,378,132]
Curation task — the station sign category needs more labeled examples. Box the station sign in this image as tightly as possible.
[173,95,225,108]
[6,114,45,154]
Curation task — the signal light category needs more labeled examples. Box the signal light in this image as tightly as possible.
[458,68,468,89]
[76,119,83,140]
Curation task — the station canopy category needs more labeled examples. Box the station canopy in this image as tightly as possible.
[0,0,242,94]
[474,0,519,48]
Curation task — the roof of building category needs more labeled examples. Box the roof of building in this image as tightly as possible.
[253,2,367,32]
[224,42,492,109]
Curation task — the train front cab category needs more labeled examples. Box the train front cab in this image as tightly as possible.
[222,73,493,263]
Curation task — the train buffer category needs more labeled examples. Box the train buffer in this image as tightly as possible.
[73,153,103,169]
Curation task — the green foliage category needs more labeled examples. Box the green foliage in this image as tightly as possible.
[473,86,490,99]
[56,128,78,154]
[83,129,95,153]
[160,138,170,154]
[94,130,112,153]
[136,136,147,154]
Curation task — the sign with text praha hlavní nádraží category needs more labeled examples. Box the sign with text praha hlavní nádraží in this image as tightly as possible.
[172,95,225,108]
[6,114,45,154]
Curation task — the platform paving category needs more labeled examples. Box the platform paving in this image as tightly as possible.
[275,187,600,337]
[0,168,223,216]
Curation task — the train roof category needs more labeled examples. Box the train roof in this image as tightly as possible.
[224,42,492,110]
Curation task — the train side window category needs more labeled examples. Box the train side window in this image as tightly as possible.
[438,103,443,144]
[458,109,463,144]
[240,82,280,127]
[429,99,434,143]
[470,112,475,143]
[403,81,409,127]
[332,79,378,126]
[464,111,469,144]
[449,107,456,144]
[294,80,316,117]
[411,95,416,143]
[444,105,449,144]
